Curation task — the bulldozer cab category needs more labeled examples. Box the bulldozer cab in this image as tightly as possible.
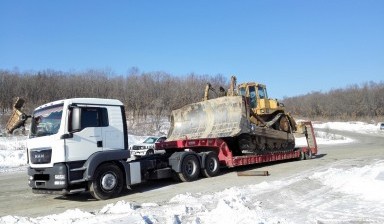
[237,83,282,115]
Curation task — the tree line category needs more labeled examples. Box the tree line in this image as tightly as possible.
[1,68,383,133]
[0,69,228,133]
[282,82,384,120]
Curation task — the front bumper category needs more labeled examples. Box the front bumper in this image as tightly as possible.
[28,163,68,190]
[131,150,148,156]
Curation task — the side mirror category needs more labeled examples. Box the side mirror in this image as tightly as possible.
[70,107,82,132]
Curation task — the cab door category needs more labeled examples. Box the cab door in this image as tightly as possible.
[257,85,270,112]
[64,107,108,162]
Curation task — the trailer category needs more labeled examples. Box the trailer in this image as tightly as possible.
[24,98,317,200]
[155,121,317,181]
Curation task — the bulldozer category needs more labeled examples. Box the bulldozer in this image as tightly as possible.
[167,76,300,155]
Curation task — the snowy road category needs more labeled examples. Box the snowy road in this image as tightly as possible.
[1,125,384,223]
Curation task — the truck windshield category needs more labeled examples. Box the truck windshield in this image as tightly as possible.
[30,104,63,138]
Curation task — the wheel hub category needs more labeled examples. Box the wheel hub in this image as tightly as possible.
[185,162,194,175]
[101,173,117,191]
[208,159,217,171]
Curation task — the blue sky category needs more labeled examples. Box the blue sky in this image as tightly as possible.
[1,0,383,98]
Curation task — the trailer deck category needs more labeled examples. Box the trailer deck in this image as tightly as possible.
[156,121,318,168]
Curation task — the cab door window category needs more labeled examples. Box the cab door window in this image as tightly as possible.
[258,86,267,99]
[239,87,246,96]
[81,107,108,128]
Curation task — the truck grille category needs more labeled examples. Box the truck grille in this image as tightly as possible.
[132,146,142,150]
[30,148,52,164]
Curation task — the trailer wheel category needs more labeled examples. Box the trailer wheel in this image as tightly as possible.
[305,149,313,160]
[178,154,200,182]
[299,150,306,160]
[89,163,123,200]
[201,152,220,178]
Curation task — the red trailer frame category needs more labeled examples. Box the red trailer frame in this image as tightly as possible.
[156,121,317,168]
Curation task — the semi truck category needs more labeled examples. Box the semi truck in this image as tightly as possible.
[25,97,317,200]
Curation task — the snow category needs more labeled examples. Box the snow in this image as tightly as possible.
[310,160,384,202]
[0,136,28,173]
[1,121,384,223]
[314,121,383,135]
[2,160,384,223]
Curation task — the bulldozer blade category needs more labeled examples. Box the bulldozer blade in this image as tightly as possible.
[167,96,251,141]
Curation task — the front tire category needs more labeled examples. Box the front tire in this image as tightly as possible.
[89,163,123,200]
[178,154,200,182]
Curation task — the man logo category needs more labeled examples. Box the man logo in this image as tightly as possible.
[35,154,45,159]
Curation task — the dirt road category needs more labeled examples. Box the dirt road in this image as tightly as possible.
[1,129,383,218]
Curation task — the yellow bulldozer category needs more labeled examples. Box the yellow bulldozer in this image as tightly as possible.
[167,76,300,154]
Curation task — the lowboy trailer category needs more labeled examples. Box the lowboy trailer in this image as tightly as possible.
[155,121,317,178]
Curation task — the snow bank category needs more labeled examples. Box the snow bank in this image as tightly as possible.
[0,185,291,224]
[0,136,28,173]
[2,159,383,223]
[310,160,384,201]
[295,130,353,146]
[313,130,354,144]
[314,121,384,135]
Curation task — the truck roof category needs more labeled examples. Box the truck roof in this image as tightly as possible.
[34,98,124,111]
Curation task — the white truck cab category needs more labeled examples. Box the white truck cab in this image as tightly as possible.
[27,98,130,199]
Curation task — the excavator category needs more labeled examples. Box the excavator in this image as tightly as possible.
[5,97,29,135]
[167,76,302,155]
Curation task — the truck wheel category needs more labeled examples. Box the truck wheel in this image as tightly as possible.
[201,152,220,178]
[89,163,123,200]
[178,154,200,182]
